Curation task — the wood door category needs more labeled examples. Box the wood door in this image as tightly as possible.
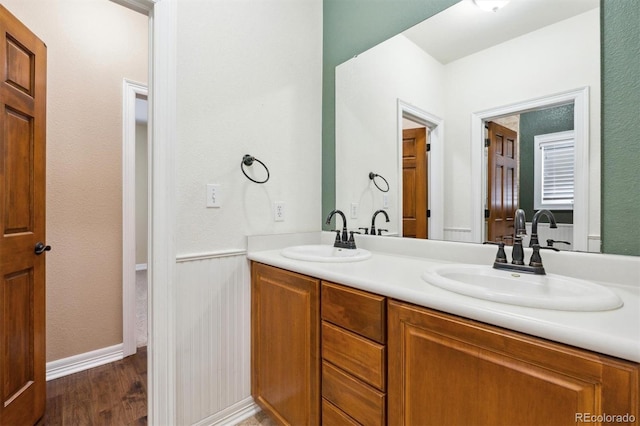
[487,122,518,244]
[402,128,427,239]
[251,263,321,426]
[388,300,640,426]
[0,6,47,426]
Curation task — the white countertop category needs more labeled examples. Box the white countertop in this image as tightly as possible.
[247,232,640,363]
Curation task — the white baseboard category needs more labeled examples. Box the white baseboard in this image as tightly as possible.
[46,343,124,381]
[193,397,260,426]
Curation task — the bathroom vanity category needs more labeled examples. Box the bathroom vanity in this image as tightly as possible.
[248,233,640,426]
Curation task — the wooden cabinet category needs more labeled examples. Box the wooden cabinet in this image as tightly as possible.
[251,262,639,426]
[321,282,387,426]
[388,299,640,426]
[251,263,321,426]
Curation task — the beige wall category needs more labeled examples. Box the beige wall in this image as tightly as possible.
[2,0,148,361]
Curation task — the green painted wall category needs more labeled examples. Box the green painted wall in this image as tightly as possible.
[519,104,574,225]
[323,0,640,255]
[601,0,640,256]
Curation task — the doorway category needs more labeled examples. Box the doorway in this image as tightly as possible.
[402,122,429,238]
[471,88,590,251]
[123,81,149,357]
[397,100,444,240]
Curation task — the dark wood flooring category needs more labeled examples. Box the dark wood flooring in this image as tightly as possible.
[35,347,147,426]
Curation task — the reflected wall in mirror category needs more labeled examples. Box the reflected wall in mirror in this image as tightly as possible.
[335,0,600,252]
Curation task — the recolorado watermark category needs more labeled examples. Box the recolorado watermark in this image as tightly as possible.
[576,413,636,423]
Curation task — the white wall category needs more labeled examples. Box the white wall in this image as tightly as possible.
[176,0,322,255]
[336,35,445,234]
[174,0,322,423]
[443,8,600,234]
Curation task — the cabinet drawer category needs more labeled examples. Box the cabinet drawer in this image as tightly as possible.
[322,361,386,426]
[321,282,386,343]
[322,321,386,391]
[322,398,359,426]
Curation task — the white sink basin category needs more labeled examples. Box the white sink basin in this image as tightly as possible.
[281,245,372,263]
[421,264,623,311]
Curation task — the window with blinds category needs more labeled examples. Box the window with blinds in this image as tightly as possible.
[534,130,575,210]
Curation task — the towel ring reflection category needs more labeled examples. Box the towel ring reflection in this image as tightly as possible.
[369,172,389,192]
[241,154,270,184]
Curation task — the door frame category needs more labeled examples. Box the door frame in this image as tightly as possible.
[470,87,590,251]
[397,99,444,240]
[122,79,148,358]
[111,0,177,424]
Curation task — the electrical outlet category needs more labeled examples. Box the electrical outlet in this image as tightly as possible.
[206,184,221,208]
[350,202,359,219]
[274,201,285,222]
[383,194,389,209]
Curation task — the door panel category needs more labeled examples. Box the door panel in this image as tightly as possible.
[3,270,35,405]
[0,5,47,425]
[388,301,638,426]
[4,107,34,233]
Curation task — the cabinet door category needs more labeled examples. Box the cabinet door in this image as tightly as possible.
[252,263,321,426]
[388,300,639,426]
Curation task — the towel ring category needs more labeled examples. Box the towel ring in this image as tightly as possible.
[369,172,389,192]
[241,154,270,184]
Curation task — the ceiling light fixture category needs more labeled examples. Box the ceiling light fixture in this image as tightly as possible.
[472,0,510,12]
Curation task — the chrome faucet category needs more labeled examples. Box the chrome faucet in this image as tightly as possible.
[370,209,390,236]
[325,209,355,249]
[529,209,558,247]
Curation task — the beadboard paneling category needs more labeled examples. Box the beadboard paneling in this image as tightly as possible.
[176,252,251,425]
[443,228,473,243]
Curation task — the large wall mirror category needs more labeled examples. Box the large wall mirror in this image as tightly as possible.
[335,0,600,252]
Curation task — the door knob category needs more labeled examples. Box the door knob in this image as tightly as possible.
[34,242,51,255]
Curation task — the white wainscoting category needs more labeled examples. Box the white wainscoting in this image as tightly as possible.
[443,224,587,252]
[175,250,256,425]
[443,228,473,243]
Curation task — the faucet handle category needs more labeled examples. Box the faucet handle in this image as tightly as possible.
[331,230,342,246]
[358,227,369,235]
[347,231,360,249]
[529,244,543,267]
[483,241,507,263]
[547,239,571,248]
[377,229,388,236]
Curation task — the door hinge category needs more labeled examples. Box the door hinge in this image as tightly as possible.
[485,138,491,148]
[427,209,431,218]
[485,209,490,218]
[426,143,431,152]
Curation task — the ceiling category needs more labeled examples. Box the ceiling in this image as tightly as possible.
[403,0,599,64]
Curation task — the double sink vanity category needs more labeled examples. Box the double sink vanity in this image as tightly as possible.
[248,232,640,425]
